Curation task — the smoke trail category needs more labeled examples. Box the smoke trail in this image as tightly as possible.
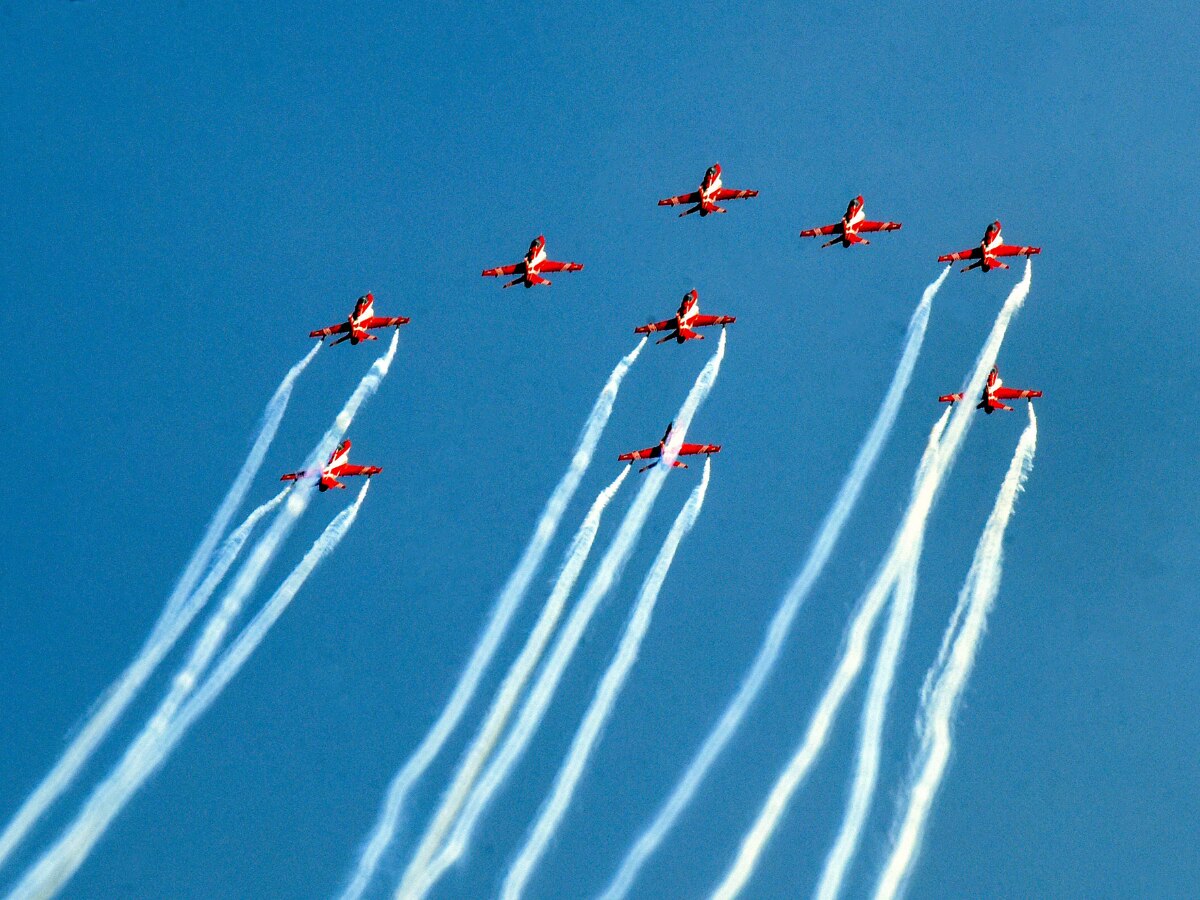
[340,340,646,900]
[874,405,1036,900]
[6,482,370,900]
[501,457,711,900]
[404,330,726,900]
[815,543,921,900]
[602,269,948,900]
[709,261,1031,900]
[395,468,630,897]
[0,344,318,875]
[8,333,396,899]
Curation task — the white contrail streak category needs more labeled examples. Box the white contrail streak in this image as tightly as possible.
[501,457,712,900]
[7,482,371,900]
[874,404,1037,900]
[815,542,921,900]
[403,330,727,900]
[0,343,318,874]
[709,261,1032,900]
[602,270,948,900]
[341,339,645,900]
[395,468,630,896]
[8,334,397,899]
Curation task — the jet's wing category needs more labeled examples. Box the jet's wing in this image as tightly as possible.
[992,244,1041,257]
[857,220,903,233]
[359,316,411,329]
[690,314,735,327]
[938,392,965,403]
[658,191,701,207]
[538,260,584,273]
[993,387,1042,400]
[712,188,758,201]
[937,247,983,263]
[800,222,841,238]
[635,317,677,335]
[310,322,351,338]
[677,442,720,456]
[280,470,309,482]
[482,263,523,277]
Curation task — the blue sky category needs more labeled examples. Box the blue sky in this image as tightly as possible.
[2,2,1199,897]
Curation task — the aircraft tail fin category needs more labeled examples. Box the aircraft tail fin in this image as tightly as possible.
[676,328,703,342]
[526,272,551,287]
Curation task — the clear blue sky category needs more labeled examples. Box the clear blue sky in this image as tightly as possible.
[2,2,1198,897]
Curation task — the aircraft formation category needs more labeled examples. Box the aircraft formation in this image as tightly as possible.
[1,161,1047,900]
[297,162,1042,491]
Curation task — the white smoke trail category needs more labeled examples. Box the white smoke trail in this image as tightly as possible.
[501,457,712,900]
[821,275,1041,900]
[709,261,1032,900]
[815,542,921,900]
[7,482,370,900]
[8,333,397,899]
[0,345,319,874]
[602,269,948,900]
[395,468,630,896]
[874,404,1036,900]
[341,339,645,900]
[403,330,727,900]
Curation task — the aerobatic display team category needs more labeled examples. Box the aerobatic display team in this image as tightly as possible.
[2,161,1042,900]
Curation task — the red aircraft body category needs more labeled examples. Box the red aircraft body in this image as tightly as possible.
[310,293,410,345]
[658,164,758,217]
[939,365,1042,414]
[481,235,584,289]
[938,221,1041,273]
[800,195,902,248]
[280,439,382,491]
[618,422,721,472]
[635,290,735,344]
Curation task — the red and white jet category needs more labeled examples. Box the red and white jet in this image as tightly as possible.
[280,439,382,491]
[635,290,735,345]
[481,235,584,289]
[618,422,721,472]
[658,164,758,217]
[938,221,1041,273]
[939,365,1042,414]
[310,293,410,346]
[799,195,902,248]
